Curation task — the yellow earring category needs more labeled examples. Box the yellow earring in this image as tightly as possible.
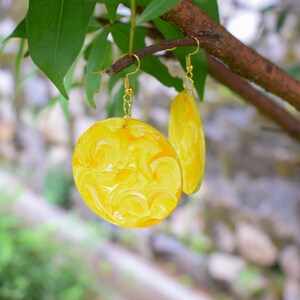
[72,54,182,228]
[168,37,206,195]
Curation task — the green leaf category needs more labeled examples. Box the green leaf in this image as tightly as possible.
[107,71,124,95]
[154,18,184,39]
[85,28,110,108]
[44,97,60,110]
[91,0,149,5]
[15,39,25,85]
[286,65,300,80]
[111,23,182,91]
[107,71,138,117]
[87,18,102,33]
[90,0,121,4]
[154,19,207,100]
[102,41,113,70]
[105,3,119,23]
[0,40,9,54]
[59,89,70,123]
[13,67,39,106]
[191,50,207,100]
[107,84,124,117]
[59,97,71,122]
[58,57,79,122]
[276,9,288,33]
[83,41,94,61]
[27,0,96,99]
[3,18,27,43]
[136,0,180,25]
[191,0,220,22]
[261,5,276,15]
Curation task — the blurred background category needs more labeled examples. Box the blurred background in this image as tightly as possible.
[0,0,300,299]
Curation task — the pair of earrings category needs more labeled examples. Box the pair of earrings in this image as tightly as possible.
[72,38,205,228]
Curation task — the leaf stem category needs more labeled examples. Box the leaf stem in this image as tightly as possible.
[129,0,136,56]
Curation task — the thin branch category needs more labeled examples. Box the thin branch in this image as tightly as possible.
[163,0,300,111]
[106,37,198,75]
[106,38,300,142]
[207,54,300,142]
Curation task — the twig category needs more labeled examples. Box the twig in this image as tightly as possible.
[106,37,199,75]
[207,54,300,142]
[163,0,300,111]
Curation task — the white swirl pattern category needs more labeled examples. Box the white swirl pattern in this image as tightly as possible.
[73,118,182,228]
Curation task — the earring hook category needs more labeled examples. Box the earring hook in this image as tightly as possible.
[184,37,200,94]
[93,52,141,75]
[121,53,140,77]
[122,53,140,127]
[122,53,140,91]
[186,36,200,68]
[188,36,200,57]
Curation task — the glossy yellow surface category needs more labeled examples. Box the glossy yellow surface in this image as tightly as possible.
[72,118,182,228]
[169,92,205,194]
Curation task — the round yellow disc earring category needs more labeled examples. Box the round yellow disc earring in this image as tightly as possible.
[73,54,182,228]
[168,37,206,195]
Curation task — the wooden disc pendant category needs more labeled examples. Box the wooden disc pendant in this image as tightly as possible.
[73,117,182,228]
[169,92,205,194]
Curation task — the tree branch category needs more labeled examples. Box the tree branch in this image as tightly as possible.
[162,0,300,111]
[106,37,197,75]
[207,55,300,142]
[106,38,300,142]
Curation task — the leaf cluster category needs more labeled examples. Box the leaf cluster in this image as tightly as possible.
[4,0,219,109]
[0,216,100,300]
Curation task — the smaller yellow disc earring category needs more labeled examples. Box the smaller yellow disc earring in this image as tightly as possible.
[168,37,206,195]
[72,54,182,228]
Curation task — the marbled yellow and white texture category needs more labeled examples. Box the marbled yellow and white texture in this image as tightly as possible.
[73,118,182,228]
[169,92,205,194]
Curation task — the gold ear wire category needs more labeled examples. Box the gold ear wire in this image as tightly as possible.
[184,36,200,94]
[122,53,140,128]
[189,36,200,56]
[123,53,140,91]
[125,53,141,77]
[186,36,200,68]
[93,52,141,75]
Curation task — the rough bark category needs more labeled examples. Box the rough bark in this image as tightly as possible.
[162,0,300,111]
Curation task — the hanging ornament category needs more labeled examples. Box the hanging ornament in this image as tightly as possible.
[169,37,206,194]
[73,55,182,228]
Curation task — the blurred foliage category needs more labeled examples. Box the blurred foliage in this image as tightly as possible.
[118,230,136,248]
[0,215,101,300]
[235,266,284,298]
[235,266,265,298]
[268,269,284,297]
[98,260,113,275]
[178,274,194,287]
[286,65,300,80]
[182,233,213,254]
[0,186,22,208]
[42,167,72,209]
